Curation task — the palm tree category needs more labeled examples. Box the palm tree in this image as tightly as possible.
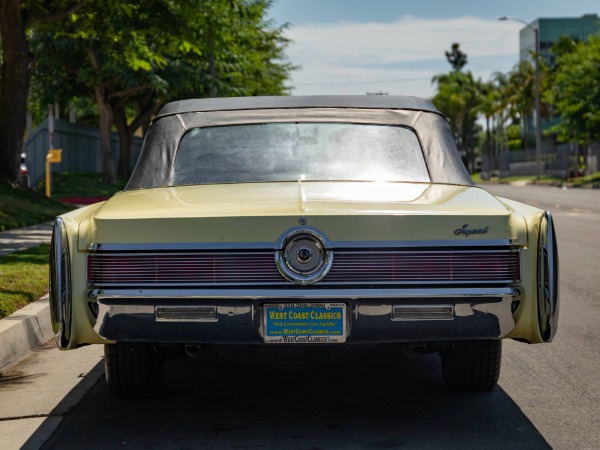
[432,71,480,172]
[477,80,497,171]
[507,60,536,151]
[487,71,518,170]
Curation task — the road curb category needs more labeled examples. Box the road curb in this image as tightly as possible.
[0,295,53,372]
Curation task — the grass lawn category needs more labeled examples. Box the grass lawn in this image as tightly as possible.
[0,244,50,319]
[0,183,74,232]
[568,171,600,187]
[0,172,125,316]
[43,171,127,199]
[1,172,126,232]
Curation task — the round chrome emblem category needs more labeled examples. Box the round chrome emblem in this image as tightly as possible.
[276,228,333,284]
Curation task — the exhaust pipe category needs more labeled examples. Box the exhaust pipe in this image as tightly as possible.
[400,342,427,357]
[184,344,203,359]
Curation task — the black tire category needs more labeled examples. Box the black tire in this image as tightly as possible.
[440,339,502,391]
[104,342,162,398]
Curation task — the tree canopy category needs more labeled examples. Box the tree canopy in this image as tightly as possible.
[445,43,468,71]
[30,0,295,182]
[0,0,88,186]
[432,70,480,171]
[1,0,295,185]
[549,33,600,144]
[433,30,600,176]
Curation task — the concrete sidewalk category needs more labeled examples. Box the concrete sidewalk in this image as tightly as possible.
[0,222,102,450]
[0,221,54,256]
[0,223,55,371]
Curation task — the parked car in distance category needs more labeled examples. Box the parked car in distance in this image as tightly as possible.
[49,96,559,397]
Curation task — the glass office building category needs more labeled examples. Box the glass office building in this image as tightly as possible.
[520,14,599,65]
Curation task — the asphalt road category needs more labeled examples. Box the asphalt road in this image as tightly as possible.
[482,184,600,449]
[2,184,599,449]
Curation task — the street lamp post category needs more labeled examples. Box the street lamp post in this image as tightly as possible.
[499,16,543,180]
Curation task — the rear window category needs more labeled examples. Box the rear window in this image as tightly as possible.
[170,122,429,186]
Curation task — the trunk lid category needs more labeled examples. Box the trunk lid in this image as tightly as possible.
[82,182,521,248]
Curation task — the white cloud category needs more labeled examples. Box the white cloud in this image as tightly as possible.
[283,16,522,98]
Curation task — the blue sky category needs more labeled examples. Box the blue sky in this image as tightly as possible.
[267,0,599,98]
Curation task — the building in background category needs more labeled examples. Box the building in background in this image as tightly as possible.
[482,13,600,179]
[519,13,599,66]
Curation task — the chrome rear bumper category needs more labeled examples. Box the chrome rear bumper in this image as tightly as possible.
[93,287,519,344]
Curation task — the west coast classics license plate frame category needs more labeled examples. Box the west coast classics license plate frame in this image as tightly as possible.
[263,303,347,344]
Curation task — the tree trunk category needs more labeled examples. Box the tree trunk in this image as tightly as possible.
[208,52,217,98]
[522,112,530,151]
[113,101,160,179]
[485,115,491,172]
[114,107,132,179]
[207,24,217,98]
[95,86,117,184]
[0,0,31,186]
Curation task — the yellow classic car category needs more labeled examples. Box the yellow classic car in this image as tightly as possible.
[49,96,559,397]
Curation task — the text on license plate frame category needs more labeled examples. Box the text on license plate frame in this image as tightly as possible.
[263,302,346,344]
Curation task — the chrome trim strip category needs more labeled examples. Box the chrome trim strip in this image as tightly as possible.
[155,305,217,322]
[274,226,333,249]
[87,249,520,257]
[392,305,454,321]
[87,239,519,252]
[89,280,520,288]
[95,287,519,300]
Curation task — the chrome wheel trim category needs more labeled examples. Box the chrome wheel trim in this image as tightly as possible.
[537,211,559,342]
[49,218,72,348]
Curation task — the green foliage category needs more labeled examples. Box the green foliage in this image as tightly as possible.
[432,70,481,170]
[506,124,523,150]
[28,0,296,180]
[37,171,127,198]
[503,58,551,150]
[550,35,579,59]
[568,170,600,186]
[0,244,50,319]
[549,32,600,144]
[508,61,535,119]
[432,42,557,170]
[432,71,480,138]
[30,0,295,112]
[0,183,74,232]
[445,43,468,71]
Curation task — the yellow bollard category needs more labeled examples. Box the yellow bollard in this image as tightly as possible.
[45,149,62,197]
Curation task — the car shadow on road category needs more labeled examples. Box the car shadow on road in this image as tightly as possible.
[36,345,550,449]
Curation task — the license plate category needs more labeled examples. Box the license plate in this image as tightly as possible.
[263,303,346,344]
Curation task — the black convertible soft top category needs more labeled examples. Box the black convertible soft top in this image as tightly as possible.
[127,96,473,189]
